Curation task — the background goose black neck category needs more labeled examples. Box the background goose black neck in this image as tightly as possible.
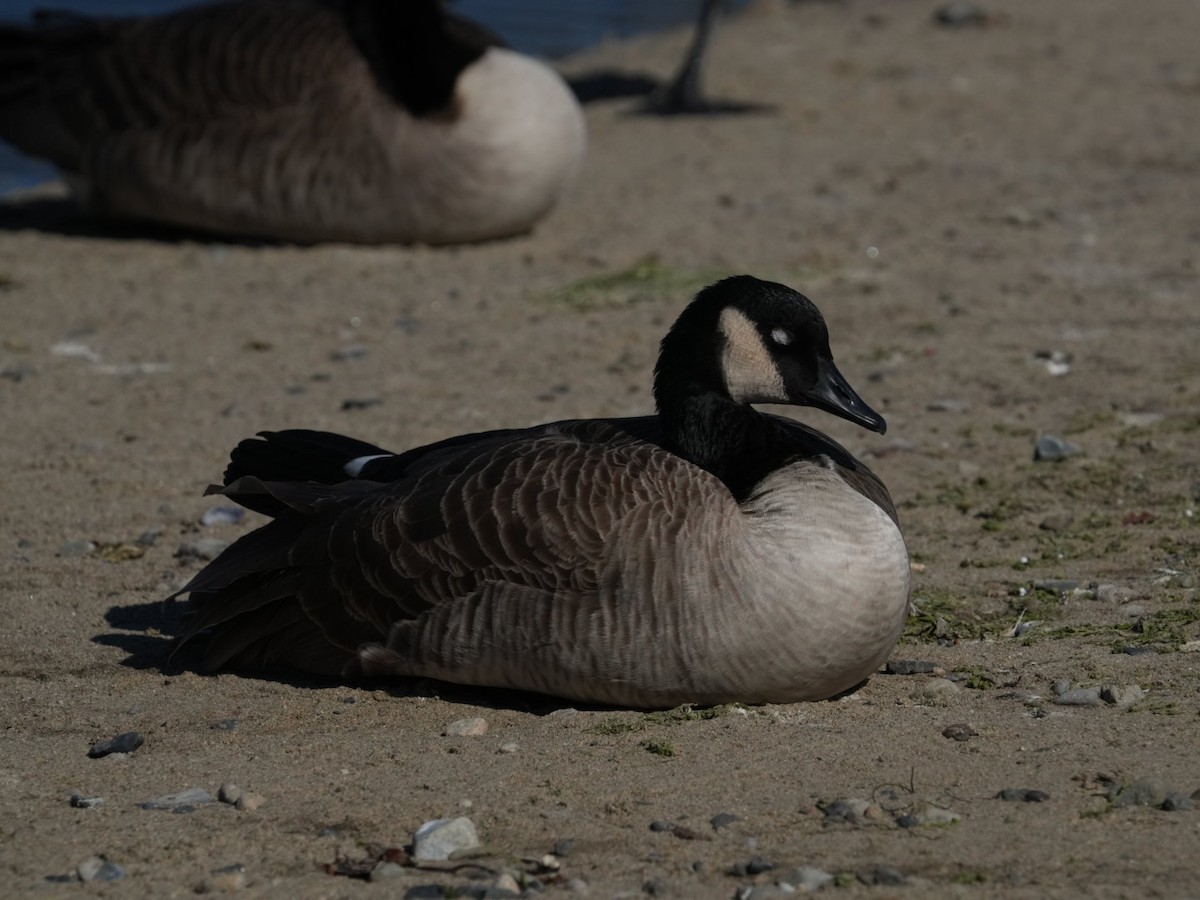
[343,0,500,117]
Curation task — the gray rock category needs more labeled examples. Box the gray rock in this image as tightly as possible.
[69,793,104,809]
[553,839,574,857]
[1100,683,1146,708]
[1110,777,1169,809]
[649,820,673,832]
[412,817,480,861]
[642,878,671,896]
[1054,687,1102,707]
[88,731,144,758]
[77,857,126,882]
[1034,435,1082,462]
[1051,679,1072,696]
[140,787,214,810]
[218,783,243,805]
[341,397,382,411]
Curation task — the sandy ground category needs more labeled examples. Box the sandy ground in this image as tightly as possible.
[2,0,1200,896]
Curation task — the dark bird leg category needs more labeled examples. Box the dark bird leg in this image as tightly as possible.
[646,0,764,115]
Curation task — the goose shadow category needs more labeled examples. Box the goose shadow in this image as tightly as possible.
[95,597,617,714]
[566,68,773,115]
[0,193,288,246]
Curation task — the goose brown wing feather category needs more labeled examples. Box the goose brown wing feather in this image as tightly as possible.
[177,421,730,675]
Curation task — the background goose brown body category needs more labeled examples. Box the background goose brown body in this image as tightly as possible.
[0,0,586,243]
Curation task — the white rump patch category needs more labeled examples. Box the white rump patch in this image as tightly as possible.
[343,453,392,477]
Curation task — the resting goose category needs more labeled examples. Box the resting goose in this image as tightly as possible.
[0,0,585,244]
[171,276,910,708]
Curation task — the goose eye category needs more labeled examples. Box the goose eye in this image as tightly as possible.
[769,327,792,347]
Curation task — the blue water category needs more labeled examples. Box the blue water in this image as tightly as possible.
[0,0,721,194]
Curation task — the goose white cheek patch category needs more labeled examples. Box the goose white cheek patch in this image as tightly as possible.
[719,307,785,404]
[344,454,392,477]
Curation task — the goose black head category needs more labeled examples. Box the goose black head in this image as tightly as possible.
[655,275,886,434]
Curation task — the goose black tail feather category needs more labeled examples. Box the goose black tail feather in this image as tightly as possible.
[224,429,392,486]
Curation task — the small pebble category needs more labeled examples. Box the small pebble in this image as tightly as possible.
[1054,687,1102,707]
[1051,678,1072,696]
[996,788,1050,802]
[1034,579,1079,593]
[332,344,368,362]
[69,793,104,809]
[904,803,961,827]
[1161,793,1194,812]
[649,820,673,832]
[942,723,976,742]
[492,872,521,895]
[369,862,407,882]
[57,539,96,558]
[498,741,519,753]
[1094,583,1134,604]
[553,839,574,857]
[203,864,247,892]
[885,659,938,675]
[1033,435,1082,462]
[911,677,960,705]
[140,787,213,810]
[235,791,265,812]
[88,731,144,758]
[218,784,243,805]
[200,505,245,527]
[445,717,488,737]
[176,538,232,563]
[933,1,989,26]
[77,857,126,882]
[709,812,740,830]
[642,878,671,896]
[211,718,239,731]
[412,817,480,861]
[1038,511,1075,531]
[728,856,776,877]
[777,867,835,892]
[341,397,382,411]
[858,864,906,886]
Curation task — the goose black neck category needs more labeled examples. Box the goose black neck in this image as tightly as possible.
[656,391,793,500]
[653,299,794,500]
[343,0,501,117]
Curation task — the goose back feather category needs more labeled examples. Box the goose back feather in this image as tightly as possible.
[171,276,911,707]
[0,0,585,244]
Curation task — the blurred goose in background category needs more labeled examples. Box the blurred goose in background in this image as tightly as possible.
[171,276,910,708]
[0,0,586,244]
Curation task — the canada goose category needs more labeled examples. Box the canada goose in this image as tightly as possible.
[171,276,910,708]
[0,0,585,244]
